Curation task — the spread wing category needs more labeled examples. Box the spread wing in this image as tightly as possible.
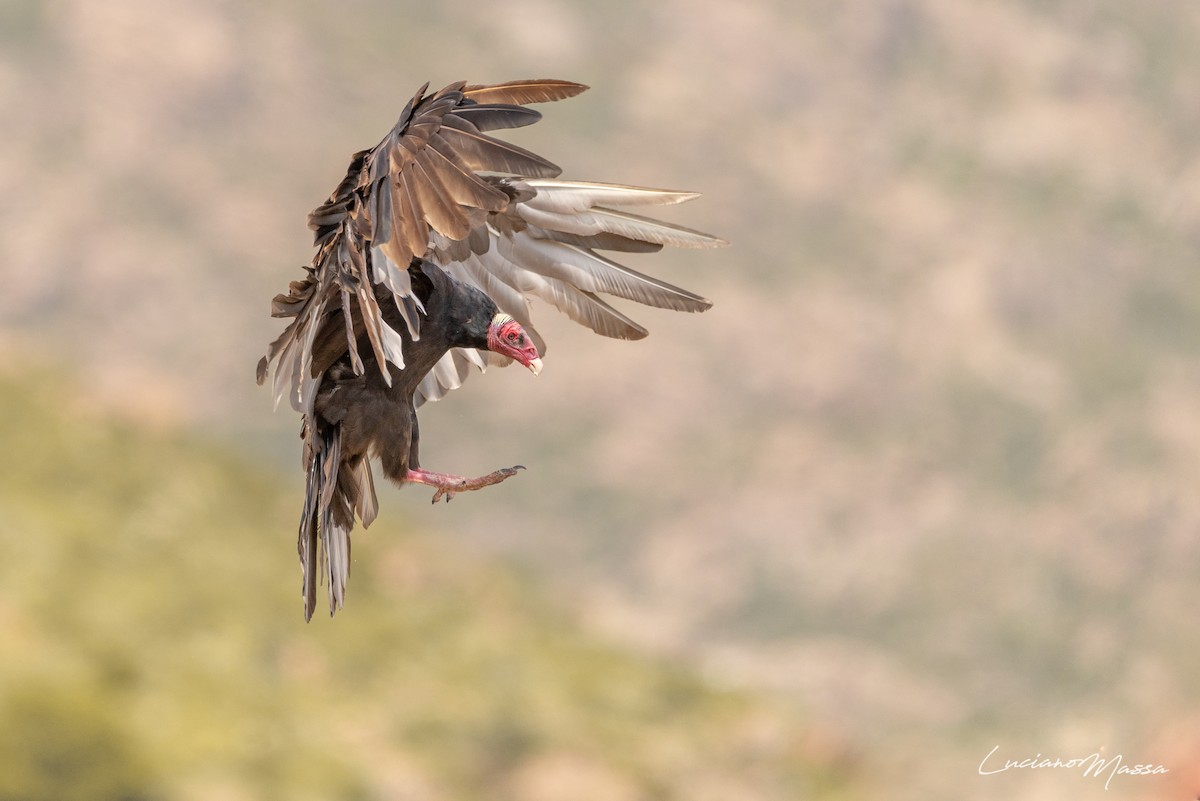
[257,79,725,414]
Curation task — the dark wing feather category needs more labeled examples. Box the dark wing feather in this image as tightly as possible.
[452,104,543,131]
[437,116,562,177]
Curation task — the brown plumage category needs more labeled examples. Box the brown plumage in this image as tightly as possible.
[258,79,725,620]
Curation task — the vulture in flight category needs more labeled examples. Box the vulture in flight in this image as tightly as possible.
[258,79,725,620]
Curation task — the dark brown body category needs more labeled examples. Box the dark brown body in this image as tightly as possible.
[299,260,500,619]
[311,261,493,479]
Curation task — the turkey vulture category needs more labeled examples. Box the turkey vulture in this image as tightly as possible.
[258,79,725,620]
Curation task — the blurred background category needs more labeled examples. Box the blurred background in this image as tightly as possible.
[2,0,1199,798]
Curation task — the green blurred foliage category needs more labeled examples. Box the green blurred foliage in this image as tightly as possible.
[0,680,155,801]
[0,368,859,800]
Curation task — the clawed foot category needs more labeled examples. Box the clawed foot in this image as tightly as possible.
[405,465,526,504]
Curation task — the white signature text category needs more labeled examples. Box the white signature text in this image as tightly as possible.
[978,745,1169,790]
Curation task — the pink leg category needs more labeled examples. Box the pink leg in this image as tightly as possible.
[405,465,525,504]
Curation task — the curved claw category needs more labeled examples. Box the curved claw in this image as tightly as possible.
[430,484,463,504]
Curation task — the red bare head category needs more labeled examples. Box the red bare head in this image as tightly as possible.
[487,313,543,375]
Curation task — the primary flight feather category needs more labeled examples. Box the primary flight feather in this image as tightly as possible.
[258,79,725,620]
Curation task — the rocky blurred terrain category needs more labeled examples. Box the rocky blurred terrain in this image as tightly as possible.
[3,1,1199,798]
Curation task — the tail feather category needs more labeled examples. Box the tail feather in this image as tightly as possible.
[299,421,376,621]
[298,455,320,620]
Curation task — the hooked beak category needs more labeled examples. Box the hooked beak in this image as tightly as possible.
[487,313,543,376]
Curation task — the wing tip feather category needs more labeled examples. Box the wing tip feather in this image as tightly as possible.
[461,79,589,105]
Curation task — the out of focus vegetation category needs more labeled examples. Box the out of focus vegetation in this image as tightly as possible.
[0,368,859,800]
[4,1,1200,798]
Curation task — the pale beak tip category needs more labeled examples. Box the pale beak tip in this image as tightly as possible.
[527,357,543,377]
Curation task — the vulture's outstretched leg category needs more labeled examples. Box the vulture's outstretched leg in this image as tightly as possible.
[406,466,525,504]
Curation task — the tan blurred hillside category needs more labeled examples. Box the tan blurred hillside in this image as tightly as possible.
[3,1,1199,798]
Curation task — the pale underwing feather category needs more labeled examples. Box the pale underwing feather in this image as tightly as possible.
[522,179,701,210]
[370,247,424,339]
[529,225,664,253]
[515,203,725,249]
[499,234,712,312]
[351,455,378,529]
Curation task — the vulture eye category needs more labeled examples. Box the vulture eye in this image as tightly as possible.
[507,331,520,343]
